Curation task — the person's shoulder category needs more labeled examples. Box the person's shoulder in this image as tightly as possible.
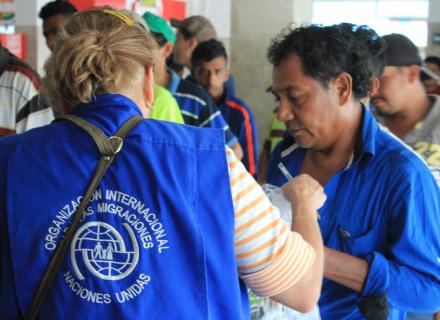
[427,94,440,117]
[0,132,21,149]
[375,126,435,180]
[154,86,178,106]
[4,52,41,86]
[136,119,225,151]
[176,79,210,103]
[224,94,252,112]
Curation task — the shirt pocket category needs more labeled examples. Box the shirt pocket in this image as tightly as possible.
[338,221,386,257]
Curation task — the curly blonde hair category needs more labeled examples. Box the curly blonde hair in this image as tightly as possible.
[43,9,155,111]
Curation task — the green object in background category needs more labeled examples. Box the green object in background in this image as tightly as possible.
[1,12,14,21]
[267,111,286,152]
[433,32,440,46]
[143,11,176,44]
[150,85,184,124]
[141,0,157,6]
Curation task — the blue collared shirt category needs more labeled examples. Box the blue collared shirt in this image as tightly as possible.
[267,107,440,319]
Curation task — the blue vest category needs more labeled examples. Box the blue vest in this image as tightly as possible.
[0,94,249,319]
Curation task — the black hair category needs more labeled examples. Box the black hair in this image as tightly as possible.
[337,23,386,78]
[39,0,77,20]
[425,56,440,68]
[191,39,227,67]
[267,23,373,99]
[179,27,193,40]
[150,32,167,48]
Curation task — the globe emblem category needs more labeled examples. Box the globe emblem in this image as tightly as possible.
[70,222,139,281]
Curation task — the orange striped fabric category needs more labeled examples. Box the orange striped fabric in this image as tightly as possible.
[226,147,316,297]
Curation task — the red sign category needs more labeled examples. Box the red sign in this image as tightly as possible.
[163,0,185,21]
[0,32,25,60]
[70,0,126,11]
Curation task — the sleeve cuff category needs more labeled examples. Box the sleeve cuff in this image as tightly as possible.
[240,231,316,298]
[360,252,390,297]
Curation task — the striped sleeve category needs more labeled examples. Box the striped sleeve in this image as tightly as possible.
[226,147,316,297]
[201,98,237,147]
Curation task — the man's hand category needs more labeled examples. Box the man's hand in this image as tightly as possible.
[282,173,326,214]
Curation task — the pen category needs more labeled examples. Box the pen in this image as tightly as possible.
[278,162,293,180]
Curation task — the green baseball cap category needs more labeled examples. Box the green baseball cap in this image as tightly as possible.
[142,11,176,45]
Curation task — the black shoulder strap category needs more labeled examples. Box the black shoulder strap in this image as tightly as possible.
[25,114,143,320]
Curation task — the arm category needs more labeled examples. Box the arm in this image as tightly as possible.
[271,175,325,311]
[227,146,325,313]
[230,141,243,160]
[323,246,369,292]
[361,167,440,311]
[328,166,440,312]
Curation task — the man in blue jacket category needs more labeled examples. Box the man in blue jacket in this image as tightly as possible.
[191,39,259,178]
[266,23,440,319]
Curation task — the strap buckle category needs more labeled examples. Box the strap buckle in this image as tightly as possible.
[108,136,123,154]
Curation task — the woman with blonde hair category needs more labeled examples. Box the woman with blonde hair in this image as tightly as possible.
[0,9,325,319]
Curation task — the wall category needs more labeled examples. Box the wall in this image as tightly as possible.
[15,0,51,73]
[230,0,313,145]
[427,0,440,57]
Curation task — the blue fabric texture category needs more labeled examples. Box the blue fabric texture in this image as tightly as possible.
[0,93,248,319]
[167,69,238,147]
[266,107,440,320]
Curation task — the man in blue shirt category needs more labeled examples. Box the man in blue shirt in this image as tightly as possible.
[191,39,259,178]
[266,24,440,319]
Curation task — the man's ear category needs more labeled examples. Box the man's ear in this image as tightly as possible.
[369,77,380,97]
[333,72,353,106]
[407,65,421,84]
[189,37,198,51]
[163,42,174,59]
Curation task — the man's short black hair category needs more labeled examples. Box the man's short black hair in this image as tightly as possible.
[39,0,77,20]
[151,32,168,48]
[425,56,440,69]
[267,24,374,100]
[191,39,227,68]
[337,23,386,78]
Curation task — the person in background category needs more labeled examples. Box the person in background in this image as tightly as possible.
[266,24,440,319]
[0,43,54,136]
[38,0,77,51]
[371,34,440,320]
[191,39,259,178]
[372,34,440,185]
[0,8,325,318]
[121,9,184,124]
[425,55,440,76]
[143,12,243,159]
[170,15,216,77]
[171,15,236,95]
[422,56,440,95]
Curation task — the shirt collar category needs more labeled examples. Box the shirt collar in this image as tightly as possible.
[167,69,181,94]
[359,105,377,158]
[69,93,144,137]
[73,93,143,115]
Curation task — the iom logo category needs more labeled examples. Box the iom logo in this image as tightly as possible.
[70,222,139,281]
